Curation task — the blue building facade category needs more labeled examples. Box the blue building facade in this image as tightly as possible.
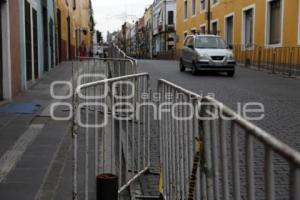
[19,0,56,90]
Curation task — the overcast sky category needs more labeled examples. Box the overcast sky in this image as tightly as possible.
[91,0,153,40]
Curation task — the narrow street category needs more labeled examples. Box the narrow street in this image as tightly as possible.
[137,60,300,199]
[0,58,299,199]
[1,0,300,199]
[138,60,300,151]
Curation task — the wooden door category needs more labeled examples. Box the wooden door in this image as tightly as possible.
[25,0,32,81]
[43,6,49,71]
[57,9,62,62]
[32,9,38,79]
[67,16,71,60]
[0,2,3,100]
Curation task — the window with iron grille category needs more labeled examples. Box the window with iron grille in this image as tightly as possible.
[267,0,282,45]
[168,11,174,25]
[211,21,218,35]
[184,0,188,19]
[200,25,206,34]
[225,15,234,45]
[243,8,254,48]
[192,0,196,15]
[200,0,206,10]
[212,0,218,5]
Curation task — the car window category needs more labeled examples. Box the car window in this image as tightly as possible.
[184,36,191,46]
[195,36,227,49]
[184,36,194,47]
[184,37,189,46]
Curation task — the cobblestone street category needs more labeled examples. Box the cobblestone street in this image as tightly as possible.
[1,0,300,199]
[0,59,299,199]
[139,60,300,151]
[137,60,300,199]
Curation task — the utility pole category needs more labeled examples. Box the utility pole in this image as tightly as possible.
[207,0,211,34]
[122,23,127,53]
[151,6,153,59]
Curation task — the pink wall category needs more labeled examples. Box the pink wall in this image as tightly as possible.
[9,0,21,98]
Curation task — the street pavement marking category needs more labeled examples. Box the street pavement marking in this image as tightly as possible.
[0,64,81,184]
[0,124,45,183]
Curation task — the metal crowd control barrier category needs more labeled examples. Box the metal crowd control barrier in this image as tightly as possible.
[158,79,300,200]
[71,44,137,86]
[71,45,143,199]
[72,57,137,84]
[72,72,151,200]
[110,44,137,62]
[157,80,202,200]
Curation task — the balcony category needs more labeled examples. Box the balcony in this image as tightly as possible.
[166,24,175,32]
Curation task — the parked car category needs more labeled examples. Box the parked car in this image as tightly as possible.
[179,35,236,77]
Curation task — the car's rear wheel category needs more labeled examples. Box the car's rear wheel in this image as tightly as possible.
[227,71,235,77]
[179,60,186,72]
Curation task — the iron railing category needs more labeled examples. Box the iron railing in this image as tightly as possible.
[233,45,300,77]
[153,50,177,60]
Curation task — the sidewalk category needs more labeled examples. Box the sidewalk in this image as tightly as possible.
[0,62,74,200]
[0,60,163,200]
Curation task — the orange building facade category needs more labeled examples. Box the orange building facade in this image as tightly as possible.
[176,0,300,50]
[55,0,93,62]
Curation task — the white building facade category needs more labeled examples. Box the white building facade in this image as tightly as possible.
[152,0,176,56]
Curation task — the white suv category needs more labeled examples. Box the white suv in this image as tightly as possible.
[180,35,236,77]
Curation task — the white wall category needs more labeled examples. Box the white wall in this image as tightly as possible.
[166,0,176,27]
[152,0,176,35]
[1,1,12,100]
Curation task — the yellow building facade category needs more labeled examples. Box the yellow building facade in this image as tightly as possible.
[144,5,153,58]
[55,0,93,61]
[176,0,300,51]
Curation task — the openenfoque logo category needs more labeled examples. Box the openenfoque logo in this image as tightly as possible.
[50,73,265,128]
